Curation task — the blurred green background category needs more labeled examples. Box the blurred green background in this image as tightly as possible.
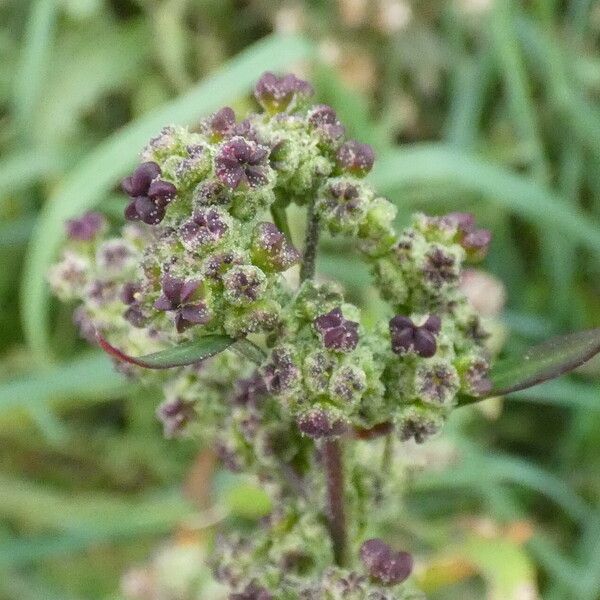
[1,0,600,598]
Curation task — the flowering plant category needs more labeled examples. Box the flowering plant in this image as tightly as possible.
[49,72,600,599]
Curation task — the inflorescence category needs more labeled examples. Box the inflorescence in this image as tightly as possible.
[49,71,493,600]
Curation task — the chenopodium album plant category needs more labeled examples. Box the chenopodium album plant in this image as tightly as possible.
[49,72,600,599]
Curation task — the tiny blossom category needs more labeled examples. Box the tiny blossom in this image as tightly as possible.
[156,397,196,438]
[307,104,345,142]
[442,212,492,260]
[397,405,442,444]
[193,179,232,206]
[180,207,230,249]
[389,315,441,358]
[66,212,106,241]
[336,140,375,177]
[222,265,267,306]
[215,137,270,189]
[206,106,236,139]
[297,407,348,439]
[263,347,300,394]
[422,246,459,287]
[359,539,413,586]
[414,360,460,406]
[254,71,314,113]
[314,308,359,352]
[318,180,366,231]
[96,239,135,273]
[203,250,245,280]
[230,581,273,600]
[122,162,177,225]
[154,275,211,333]
[250,222,300,272]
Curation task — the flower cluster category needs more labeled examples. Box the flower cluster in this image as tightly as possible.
[49,71,496,600]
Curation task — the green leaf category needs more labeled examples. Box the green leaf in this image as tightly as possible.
[97,334,234,369]
[488,328,600,397]
[20,33,314,361]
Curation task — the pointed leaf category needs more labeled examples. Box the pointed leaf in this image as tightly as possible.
[97,333,234,369]
[486,328,600,398]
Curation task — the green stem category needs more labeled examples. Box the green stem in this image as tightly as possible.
[299,197,320,283]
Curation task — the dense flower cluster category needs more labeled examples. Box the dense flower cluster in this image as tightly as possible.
[49,71,495,600]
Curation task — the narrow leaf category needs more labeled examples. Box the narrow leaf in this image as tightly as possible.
[97,333,234,369]
[488,327,600,397]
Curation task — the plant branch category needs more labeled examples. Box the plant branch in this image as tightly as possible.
[299,197,320,283]
[322,438,349,567]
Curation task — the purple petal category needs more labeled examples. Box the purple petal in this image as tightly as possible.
[314,308,344,333]
[179,280,201,303]
[154,294,175,311]
[147,179,177,205]
[423,314,441,334]
[161,275,184,304]
[179,303,211,324]
[124,200,140,221]
[127,162,161,196]
[413,329,437,358]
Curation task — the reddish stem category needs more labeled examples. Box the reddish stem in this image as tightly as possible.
[322,438,348,567]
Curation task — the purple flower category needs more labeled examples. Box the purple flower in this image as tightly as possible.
[314,308,359,352]
[223,266,266,306]
[336,140,375,177]
[156,397,196,438]
[359,539,413,586]
[389,315,441,358]
[203,250,245,280]
[442,212,492,260]
[206,106,236,139]
[415,361,460,405]
[66,212,105,241]
[120,282,146,328]
[250,222,300,272]
[297,408,347,439]
[122,162,177,225]
[307,104,345,142]
[154,275,211,333]
[263,347,300,394]
[423,246,458,288]
[320,180,364,224]
[215,137,270,189]
[180,208,229,249]
[254,71,313,113]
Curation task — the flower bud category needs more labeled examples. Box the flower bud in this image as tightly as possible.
[329,364,366,404]
[263,346,300,395]
[156,396,196,438]
[336,141,375,177]
[204,106,236,140]
[297,407,348,439]
[317,179,370,235]
[250,222,300,273]
[389,315,440,358]
[215,137,271,189]
[314,308,359,352]
[180,207,230,250]
[357,197,397,257]
[66,212,106,241]
[396,405,443,444]
[359,538,413,585]
[193,179,232,207]
[254,71,313,114]
[307,104,345,144]
[414,360,460,406]
[222,265,267,306]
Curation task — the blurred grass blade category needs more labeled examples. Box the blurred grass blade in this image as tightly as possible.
[0,151,64,197]
[488,328,600,397]
[0,353,126,413]
[97,333,234,369]
[21,34,314,361]
[371,144,600,256]
[11,0,58,139]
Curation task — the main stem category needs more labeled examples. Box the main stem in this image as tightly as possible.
[299,197,320,283]
[322,438,349,567]
[298,199,348,567]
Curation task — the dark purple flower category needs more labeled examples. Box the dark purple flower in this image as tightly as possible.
[66,212,105,241]
[230,581,273,600]
[122,162,177,225]
[415,361,460,405]
[232,372,267,407]
[263,347,299,394]
[250,222,300,272]
[423,246,458,287]
[206,106,236,139]
[462,357,492,396]
[441,212,492,260]
[254,72,313,113]
[336,140,375,177]
[359,539,413,586]
[389,315,441,358]
[154,274,211,333]
[321,180,364,223]
[215,137,270,189]
[223,266,266,305]
[180,208,229,248]
[297,408,348,439]
[314,308,359,352]
[307,104,345,142]
[156,397,196,438]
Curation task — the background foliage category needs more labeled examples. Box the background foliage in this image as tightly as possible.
[1,1,599,598]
